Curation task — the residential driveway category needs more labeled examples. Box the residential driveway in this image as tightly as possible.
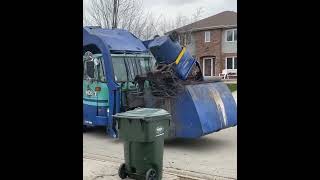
[83,91,237,180]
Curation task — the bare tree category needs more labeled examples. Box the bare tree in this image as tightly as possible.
[84,1,205,40]
[83,10,91,26]
[192,7,204,22]
[85,0,157,40]
[85,0,112,28]
[155,7,205,36]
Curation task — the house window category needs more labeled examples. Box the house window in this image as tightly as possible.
[202,57,215,77]
[226,57,237,69]
[226,29,237,42]
[205,31,211,42]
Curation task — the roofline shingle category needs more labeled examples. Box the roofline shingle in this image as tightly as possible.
[166,11,237,34]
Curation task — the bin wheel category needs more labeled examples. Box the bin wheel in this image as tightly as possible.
[146,168,157,180]
[118,163,128,179]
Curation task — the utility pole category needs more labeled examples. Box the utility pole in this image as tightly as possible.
[112,0,118,29]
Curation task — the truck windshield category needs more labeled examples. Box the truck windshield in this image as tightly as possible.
[111,54,155,82]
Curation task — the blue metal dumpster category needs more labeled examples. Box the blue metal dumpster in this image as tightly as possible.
[148,35,196,80]
[171,82,237,138]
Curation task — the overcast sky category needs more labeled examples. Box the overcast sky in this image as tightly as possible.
[83,0,237,21]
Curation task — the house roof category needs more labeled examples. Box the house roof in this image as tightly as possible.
[166,11,237,34]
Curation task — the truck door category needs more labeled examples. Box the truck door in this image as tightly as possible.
[83,52,109,126]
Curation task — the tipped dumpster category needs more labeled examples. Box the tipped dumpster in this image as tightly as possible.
[113,108,171,180]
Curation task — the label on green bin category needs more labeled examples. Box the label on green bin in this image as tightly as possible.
[155,126,164,137]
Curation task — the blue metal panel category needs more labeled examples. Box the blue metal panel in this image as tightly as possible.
[172,91,203,138]
[148,36,181,64]
[97,106,108,116]
[83,104,108,126]
[84,27,148,53]
[175,50,196,80]
[173,82,237,138]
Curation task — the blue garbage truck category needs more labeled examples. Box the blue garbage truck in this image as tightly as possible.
[83,26,237,138]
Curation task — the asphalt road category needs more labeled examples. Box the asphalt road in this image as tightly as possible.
[83,91,237,179]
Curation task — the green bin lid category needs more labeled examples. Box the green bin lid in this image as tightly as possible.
[113,108,170,120]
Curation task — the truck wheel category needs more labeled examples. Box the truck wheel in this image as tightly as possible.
[146,168,157,180]
[118,163,128,179]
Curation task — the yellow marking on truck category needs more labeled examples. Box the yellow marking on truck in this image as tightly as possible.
[175,47,186,64]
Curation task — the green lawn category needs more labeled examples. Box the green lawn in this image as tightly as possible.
[227,84,237,92]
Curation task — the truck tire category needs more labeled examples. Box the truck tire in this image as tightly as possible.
[146,168,157,180]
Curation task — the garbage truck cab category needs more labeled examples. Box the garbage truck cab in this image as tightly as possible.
[83,52,155,135]
[83,27,155,137]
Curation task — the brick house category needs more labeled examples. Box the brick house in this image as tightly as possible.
[166,11,237,79]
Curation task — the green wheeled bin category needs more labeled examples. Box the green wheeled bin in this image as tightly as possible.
[113,108,171,180]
